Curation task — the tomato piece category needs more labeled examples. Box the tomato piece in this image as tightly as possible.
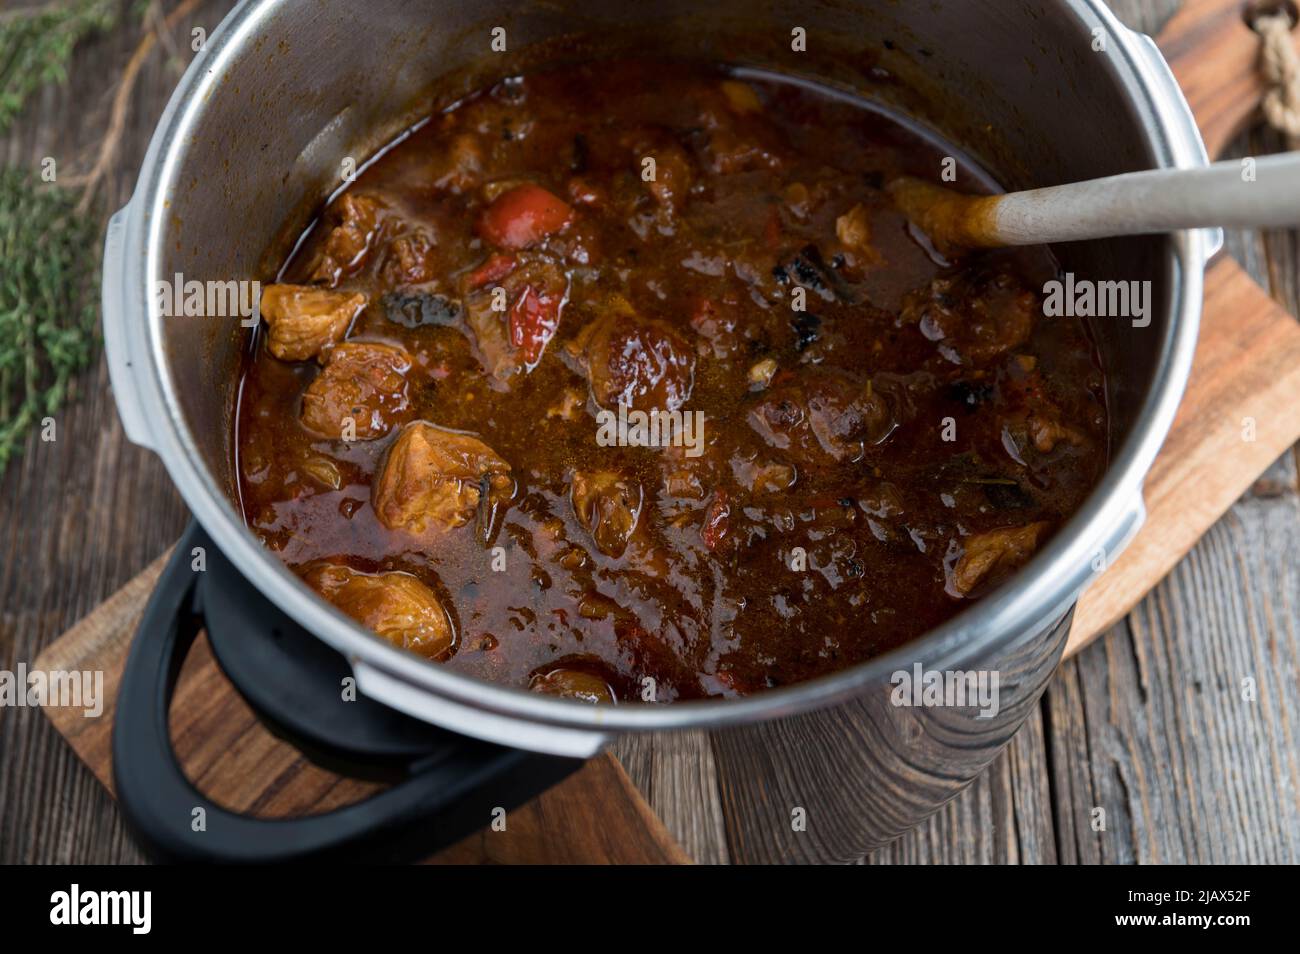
[466,253,517,289]
[509,283,563,367]
[701,490,730,551]
[478,184,573,249]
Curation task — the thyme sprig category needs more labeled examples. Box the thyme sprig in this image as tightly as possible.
[0,0,119,135]
[0,170,101,476]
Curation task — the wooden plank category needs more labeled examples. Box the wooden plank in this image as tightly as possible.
[0,0,230,867]
[1049,504,1300,863]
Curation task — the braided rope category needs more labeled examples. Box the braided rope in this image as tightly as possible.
[1255,11,1300,141]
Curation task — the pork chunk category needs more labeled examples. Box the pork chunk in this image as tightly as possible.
[431,133,484,194]
[529,667,615,704]
[748,368,897,465]
[948,522,1049,597]
[260,284,367,361]
[300,342,413,440]
[303,563,455,659]
[309,194,383,285]
[570,470,643,558]
[373,421,513,533]
[901,263,1038,365]
[569,298,695,411]
[1026,413,1086,454]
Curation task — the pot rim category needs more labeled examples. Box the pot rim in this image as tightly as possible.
[115,0,1208,735]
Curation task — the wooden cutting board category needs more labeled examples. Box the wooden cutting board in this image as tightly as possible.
[35,0,1300,862]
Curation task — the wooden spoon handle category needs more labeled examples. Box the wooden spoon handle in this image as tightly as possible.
[984,151,1300,245]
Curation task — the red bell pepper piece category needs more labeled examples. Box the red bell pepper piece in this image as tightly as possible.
[478,184,573,249]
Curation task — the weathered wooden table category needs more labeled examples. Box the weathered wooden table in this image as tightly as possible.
[1,0,1296,864]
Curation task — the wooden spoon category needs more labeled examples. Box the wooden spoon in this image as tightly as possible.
[888,152,1300,249]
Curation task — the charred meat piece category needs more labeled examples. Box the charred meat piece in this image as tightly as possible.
[300,342,412,440]
[383,291,460,329]
[372,421,513,533]
[302,563,455,659]
[773,243,856,304]
[260,284,366,361]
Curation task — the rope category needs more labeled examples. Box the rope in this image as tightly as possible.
[1254,10,1300,142]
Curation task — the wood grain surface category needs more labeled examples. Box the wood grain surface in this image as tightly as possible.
[3,0,1299,864]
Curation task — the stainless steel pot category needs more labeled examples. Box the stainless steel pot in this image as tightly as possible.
[103,0,1212,862]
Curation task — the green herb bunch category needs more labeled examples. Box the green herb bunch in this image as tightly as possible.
[1,0,124,477]
[0,0,119,133]
[0,170,101,475]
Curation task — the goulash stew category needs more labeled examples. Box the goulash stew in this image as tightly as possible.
[235,59,1107,703]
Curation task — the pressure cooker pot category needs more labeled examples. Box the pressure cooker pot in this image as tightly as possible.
[103,0,1210,863]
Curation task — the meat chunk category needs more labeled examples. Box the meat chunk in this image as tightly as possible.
[701,490,730,551]
[834,203,881,265]
[748,368,897,465]
[570,470,643,558]
[529,667,615,704]
[901,263,1038,365]
[569,298,695,411]
[690,296,746,360]
[1026,413,1086,454]
[302,564,455,659]
[260,284,366,361]
[309,194,383,285]
[373,421,513,533]
[461,253,568,378]
[732,456,797,493]
[300,342,412,440]
[383,228,437,286]
[431,132,484,194]
[948,522,1049,597]
[620,128,694,213]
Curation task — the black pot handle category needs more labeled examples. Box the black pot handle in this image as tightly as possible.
[111,522,579,864]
